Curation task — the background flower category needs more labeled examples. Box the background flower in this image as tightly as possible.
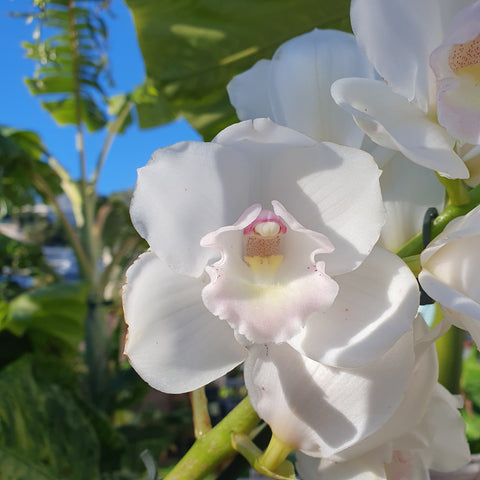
[227,28,444,251]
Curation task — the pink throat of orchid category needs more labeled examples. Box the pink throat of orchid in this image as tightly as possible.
[448,34,480,75]
[243,209,287,279]
[243,209,287,257]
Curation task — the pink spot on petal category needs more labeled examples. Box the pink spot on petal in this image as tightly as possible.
[449,34,480,72]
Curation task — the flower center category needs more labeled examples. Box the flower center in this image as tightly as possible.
[243,210,286,282]
[448,34,480,80]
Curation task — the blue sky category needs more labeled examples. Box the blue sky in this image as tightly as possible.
[2,0,202,195]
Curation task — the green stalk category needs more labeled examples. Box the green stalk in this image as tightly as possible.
[397,182,480,258]
[164,397,260,480]
[190,387,212,438]
[92,100,134,187]
[432,305,464,394]
[68,0,108,404]
[435,175,470,207]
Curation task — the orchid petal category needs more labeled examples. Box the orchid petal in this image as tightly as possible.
[423,385,470,471]
[430,1,480,143]
[227,29,375,147]
[123,252,247,394]
[350,0,470,112]
[244,333,414,458]
[227,59,274,121]
[130,140,254,278]
[267,29,375,147]
[333,316,438,461]
[296,451,388,480]
[385,450,429,480]
[332,78,468,179]
[377,152,444,252]
[290,247,419,368]
[215,119,385,275]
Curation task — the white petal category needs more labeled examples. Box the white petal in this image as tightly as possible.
[296,451,388,480]
[377,152,445,252]
[227,30,375,148]
[332,78,469,179]
[350,0,469,112]
[385,450,430,480]
[334,316,438,461]
[422,384,470,471]
[130,139,254,277]
[227,59,274,121]
[214,119,385,275]
[290,247,419,368]
[244,334,414,458]
[123,252,247,394]
[267,29,374,147]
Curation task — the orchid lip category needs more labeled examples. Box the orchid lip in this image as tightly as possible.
[201,202,339,344]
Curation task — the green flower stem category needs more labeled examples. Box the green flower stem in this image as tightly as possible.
[164,396,260,480]
[435,175,470,207]
[232,432,296,480]
[432,305,464,394]
[258,435,293,473]
[189,387,212,438]
[397,182,480,258]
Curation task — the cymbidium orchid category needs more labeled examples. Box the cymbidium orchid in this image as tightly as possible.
[331,0,480,181]
[227,28,444,252]
[123,118,421,455]
[419,205,480,345]
[296,316,470,480]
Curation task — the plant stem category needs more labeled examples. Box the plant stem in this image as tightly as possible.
[435,175,470,207]
[397,182,480,258]
[258,435,293,472]
[190,387,212,438]
[164,397,260,480]
[432,305,464,394]
[92,100,134,187]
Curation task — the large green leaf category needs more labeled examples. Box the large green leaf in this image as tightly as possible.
[0,356,101,480]
[126,0,351,139]
[4,283,89,351]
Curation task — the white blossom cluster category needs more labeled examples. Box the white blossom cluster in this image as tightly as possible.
[122,0,480,478]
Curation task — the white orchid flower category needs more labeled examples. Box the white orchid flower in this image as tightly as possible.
[331,0,480,180]
[227,28,444,252]
[123,118,420,454]
[419,205,480,345]
[296,316,470,479]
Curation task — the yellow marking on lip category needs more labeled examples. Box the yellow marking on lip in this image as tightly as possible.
[244,254,283,280]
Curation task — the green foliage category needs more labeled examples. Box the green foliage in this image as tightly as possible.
[0,126,61,210]
[461,348,480,453]
[21,0,111,132]
[3,283,89,352]
[0,356,101,480]
[125,0,351,139]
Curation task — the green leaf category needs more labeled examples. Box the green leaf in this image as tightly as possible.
[18,0,111,130]
[4,283,89,351]
[42,97,107,131]
[126,0,351,138]
[132,80,176,129]
[0,126,62,209]
[0,356,101,480]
